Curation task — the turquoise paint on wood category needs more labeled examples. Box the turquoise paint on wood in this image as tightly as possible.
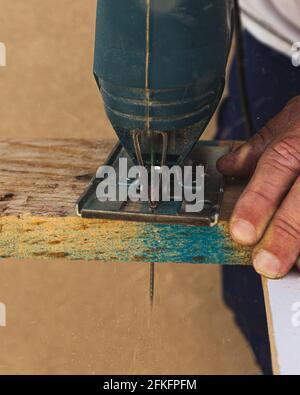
[138,223,249,265]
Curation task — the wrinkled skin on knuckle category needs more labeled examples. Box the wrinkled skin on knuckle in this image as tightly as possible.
[266,137,300,174]
[254,158,290,196]
[273,215,300,242]
[245,186,277,209]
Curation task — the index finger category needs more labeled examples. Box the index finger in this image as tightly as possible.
[230,134,300,246]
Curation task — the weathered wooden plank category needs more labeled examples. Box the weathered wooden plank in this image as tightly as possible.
[0,139,251,264]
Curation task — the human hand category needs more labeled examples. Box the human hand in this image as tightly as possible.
[217,97,300,278]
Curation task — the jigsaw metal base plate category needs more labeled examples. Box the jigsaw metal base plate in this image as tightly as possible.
[76,142,230,227]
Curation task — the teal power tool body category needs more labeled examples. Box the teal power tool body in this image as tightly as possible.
[77,0,234,225]
[77,0,234,305]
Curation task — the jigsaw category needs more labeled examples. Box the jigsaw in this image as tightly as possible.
[77,0,236,304]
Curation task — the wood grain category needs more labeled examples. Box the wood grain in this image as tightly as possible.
[0,139,251,264]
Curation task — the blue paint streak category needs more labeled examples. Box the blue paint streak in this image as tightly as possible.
[139,223,239,264]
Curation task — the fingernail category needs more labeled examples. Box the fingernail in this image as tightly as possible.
[254,250,282,279]
[231,219,257,245]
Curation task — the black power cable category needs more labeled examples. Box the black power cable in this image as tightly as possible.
[233,0,254,139]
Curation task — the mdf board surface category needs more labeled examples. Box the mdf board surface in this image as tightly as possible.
[0,139,250,265]
[0,261,261,374]
[263,273,300,375]
[0,0,114,140]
